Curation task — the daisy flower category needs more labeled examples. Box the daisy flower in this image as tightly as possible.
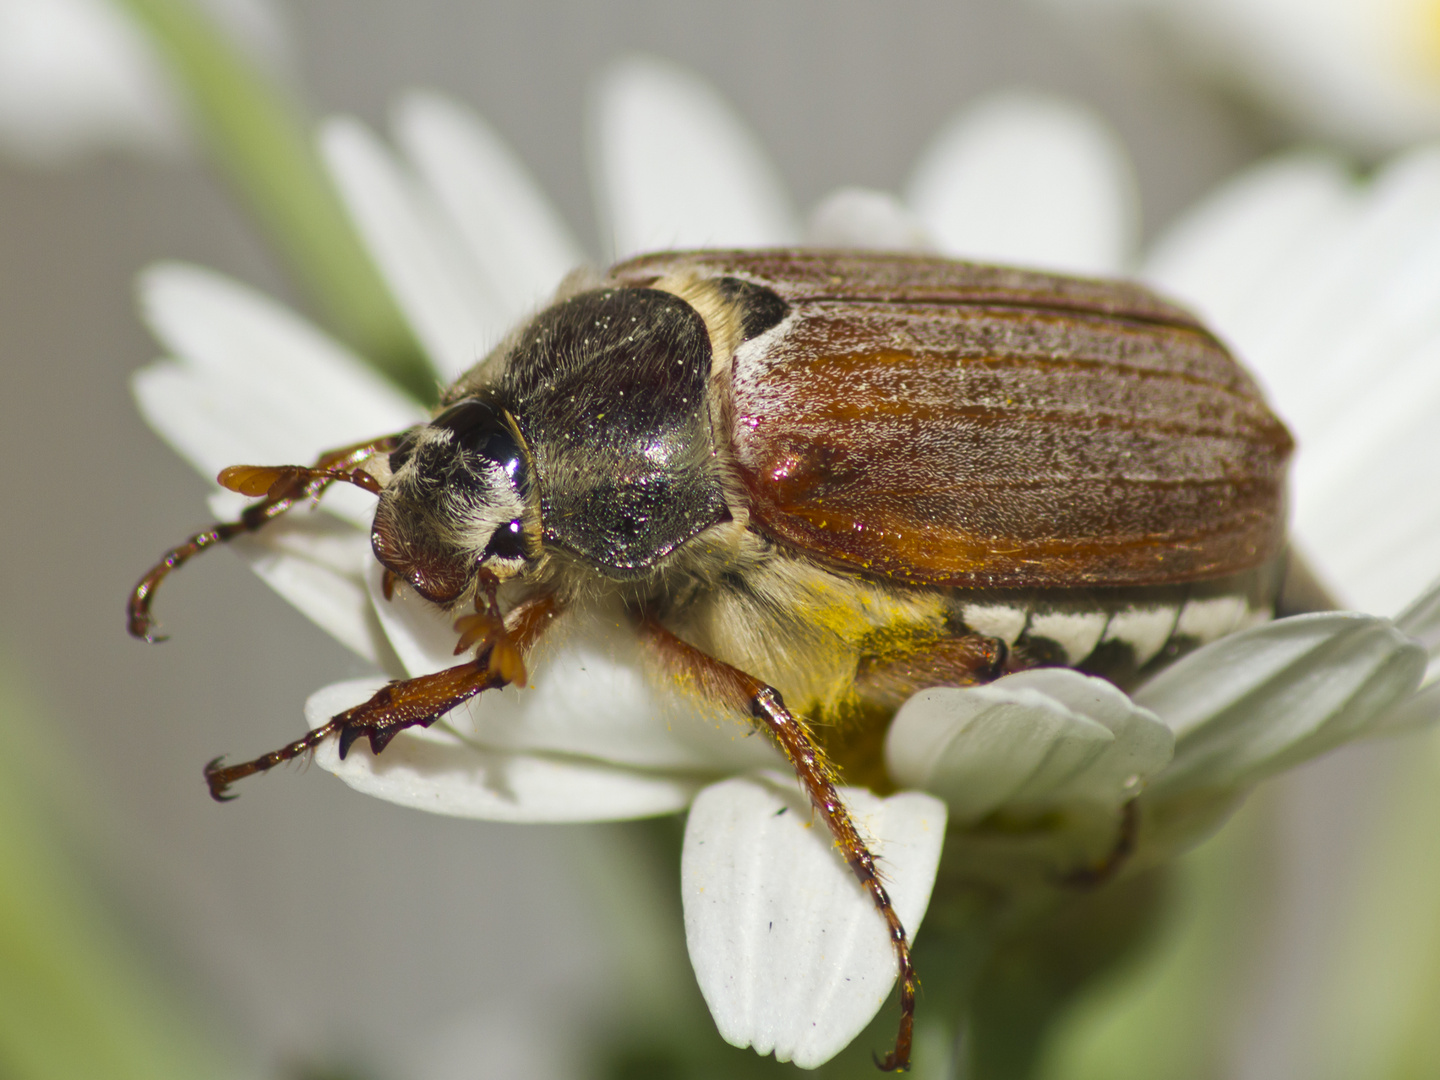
[132,55,1440,1071]
[0,0,286,164]
[1037,0,1440,152]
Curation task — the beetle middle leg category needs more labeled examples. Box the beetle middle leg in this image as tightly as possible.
[853,631,1010,711]
[128,433,404,641]
[640,617,918,1073]
[204,593,559,800]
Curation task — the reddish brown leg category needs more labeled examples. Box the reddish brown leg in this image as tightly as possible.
[1061,798,1140,889]
[855,632,1007,710]
[128,434,403,642]
[204,593,559,801]
[641,618,917,1073]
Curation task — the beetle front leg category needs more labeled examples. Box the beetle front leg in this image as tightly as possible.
[204,593,559,801]
[128,433,405,641]
[640,617,918,1073]
[203,658,502,800]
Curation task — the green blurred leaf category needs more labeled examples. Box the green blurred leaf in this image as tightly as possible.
[1311,731,1440,1080]
[115,0,436,402]
[963,870,1170,1080]
[1035,794,1275,1080]
[0,673,227,1080]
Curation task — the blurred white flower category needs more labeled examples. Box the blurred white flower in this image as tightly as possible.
[133,55,1440,1069]
[1146,147,1440,619]
[0,0,287,164]
[1039,0,1440,151]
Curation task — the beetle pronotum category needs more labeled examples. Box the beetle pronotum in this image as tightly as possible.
[130,249,1293,1071]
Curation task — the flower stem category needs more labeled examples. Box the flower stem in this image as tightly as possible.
[113,0,437,402]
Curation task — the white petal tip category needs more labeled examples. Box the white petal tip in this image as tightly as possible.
[806,187,935,251]
[592,55,798,256]
[683,774,945,1069]
[907,90,1137,275]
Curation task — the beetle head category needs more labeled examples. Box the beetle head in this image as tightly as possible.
[371,396,535,604]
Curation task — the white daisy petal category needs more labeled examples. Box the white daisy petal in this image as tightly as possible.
[1263,157,1440,434]
[992,669,1175,801]
[366,568,782,773]
[805,187,935,251]
[885,669,1172,823]
[224,514,389,666]
[1272,153,1440,615]
[1396,575,1440,658]
[133,360,296,480]
[135,362,383,532]
[1240,149,1440,421]
[321,117,507,382]
[591,55,798,259]
[392,91,585,323]
[682,774,945,1070]
[1295,400,1440,618]
[0,0,185,164]
[1138,613,1427,795]
[137,262,426,453]
[1142,152,1354,338]
[905,90,1137,275]
[1367,679,1440,736]
[446,613,785,773]
[306,678,702,822]
[364,559,459,677]
[886,686,1107,823]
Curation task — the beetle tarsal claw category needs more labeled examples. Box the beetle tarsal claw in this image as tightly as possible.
[202,757,239,802]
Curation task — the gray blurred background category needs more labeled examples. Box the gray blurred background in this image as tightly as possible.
[0,1,1368,1077]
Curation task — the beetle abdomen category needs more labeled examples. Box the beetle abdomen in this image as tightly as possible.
[955,561,1281,689]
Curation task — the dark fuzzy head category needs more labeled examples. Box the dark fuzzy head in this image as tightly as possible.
[371,397,534,603]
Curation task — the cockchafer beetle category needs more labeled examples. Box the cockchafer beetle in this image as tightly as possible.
[129,249,1294,1071]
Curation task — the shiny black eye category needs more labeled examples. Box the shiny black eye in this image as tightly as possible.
[387,430,417,473]
[485,519,527,561]
[432,398,527,490]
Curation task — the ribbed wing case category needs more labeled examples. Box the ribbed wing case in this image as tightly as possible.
[612,250,1293,589]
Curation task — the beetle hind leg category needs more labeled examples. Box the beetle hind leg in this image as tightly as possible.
[641,617,918,1073]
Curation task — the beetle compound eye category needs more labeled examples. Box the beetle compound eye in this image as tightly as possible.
[464,427,524,484]
[484,520,527,562]
[387,431,417,474]
[433,397,528,492]
[433,398,503,441]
